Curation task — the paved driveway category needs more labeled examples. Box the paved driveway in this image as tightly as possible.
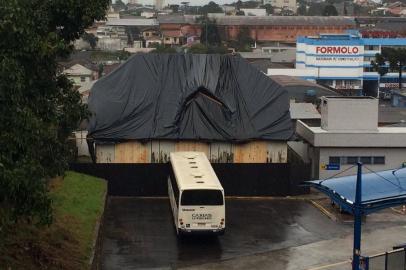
[101,198,353,269]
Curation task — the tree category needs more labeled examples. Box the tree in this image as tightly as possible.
[113,0,127,11]
[200,1,223,15]
[98,63,104,78]
[82,32,98,49]
[198,17,222,47]
[307,3,324,15]
[0,0,109,228]
[323,4,338,16]
[126,26,141,46]
[372,48,406,89]
[169,4,180,13]
[188,43,228,54]
[150,44,177,53]
[230,26,254,52]
[189,43,209,53]
[260,4,274,15]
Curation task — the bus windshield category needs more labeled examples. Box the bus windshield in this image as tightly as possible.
[181,190,223,206]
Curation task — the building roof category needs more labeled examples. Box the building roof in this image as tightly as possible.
[249,60,294,73]
[270,75,340,102]
[59,58,97,71]
[297,120,406,147]
[207,16,355,26]
[270,50,296,63]
[290,103,321,120]
[63,63,94,76]
[157,15,355,27]
[378,101,406,124]
[170,152,223,190]
[157,14,192,24]
[106,18,158,26]
[162,30,183,37]
[298,32,406,46]
[237,52,271,60]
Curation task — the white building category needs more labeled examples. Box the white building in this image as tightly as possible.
[296,96,406,179]
[263,0,297,13]
[240,8,267,16]
[155,0,164,10]
[268,31,406,97]
[62,63,96,88]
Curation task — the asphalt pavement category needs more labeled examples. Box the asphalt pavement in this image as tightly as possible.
[101,197,359,270]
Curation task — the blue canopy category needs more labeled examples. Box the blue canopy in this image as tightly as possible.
[307,168,406,214]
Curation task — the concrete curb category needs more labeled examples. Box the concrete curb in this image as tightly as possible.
[89,185,108,270]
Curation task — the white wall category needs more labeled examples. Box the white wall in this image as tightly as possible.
[320,97,378,131]
[317,147,406,179]
[267,68,316,77]
[241,8,267,16]
[74,131,90,157]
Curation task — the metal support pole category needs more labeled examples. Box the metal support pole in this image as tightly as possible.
[353,162,363,270]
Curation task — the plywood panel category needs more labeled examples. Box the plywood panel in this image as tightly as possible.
[114,141,150,163]
[267,142,288,163]
[233,142,268,163]
[150,140,175,163]
[209,142,233,163]
[175,141,209,156]
[96,144,115,163]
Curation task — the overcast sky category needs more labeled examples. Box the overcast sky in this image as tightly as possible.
[119,0,235,5]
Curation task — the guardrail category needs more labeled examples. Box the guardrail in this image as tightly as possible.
[361,248,406,270]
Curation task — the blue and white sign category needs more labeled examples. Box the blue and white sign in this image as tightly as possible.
[322,164,341,170]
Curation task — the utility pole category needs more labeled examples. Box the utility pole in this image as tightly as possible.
[352,162,363,270]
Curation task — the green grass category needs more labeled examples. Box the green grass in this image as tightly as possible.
[51,171,107,264]
[0,171,107,270]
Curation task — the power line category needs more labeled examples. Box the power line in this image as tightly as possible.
[320,164,357,184]
[363,165,405,191]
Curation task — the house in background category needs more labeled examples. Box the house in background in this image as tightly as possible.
[61,60,98,88]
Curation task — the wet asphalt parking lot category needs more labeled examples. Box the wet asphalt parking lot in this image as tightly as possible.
[101,197,355,270]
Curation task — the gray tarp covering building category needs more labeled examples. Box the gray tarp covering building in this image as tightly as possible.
[87,54,294,141]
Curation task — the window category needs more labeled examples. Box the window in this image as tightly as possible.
[373,156,385,164]
[169,169,179,206]
[346,156,359,164]
[365,45,379,51]
[360,156,372,164]
[329,156,341,165]
[181,190,223,206]
[80,76,86,82]
[329,156,385,165]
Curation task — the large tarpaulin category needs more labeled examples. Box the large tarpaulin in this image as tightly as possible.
[87,54,293,141]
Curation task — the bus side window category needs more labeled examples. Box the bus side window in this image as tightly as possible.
[170,168,179,206]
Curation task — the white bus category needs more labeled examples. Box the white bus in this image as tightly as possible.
[168,152,225,236]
